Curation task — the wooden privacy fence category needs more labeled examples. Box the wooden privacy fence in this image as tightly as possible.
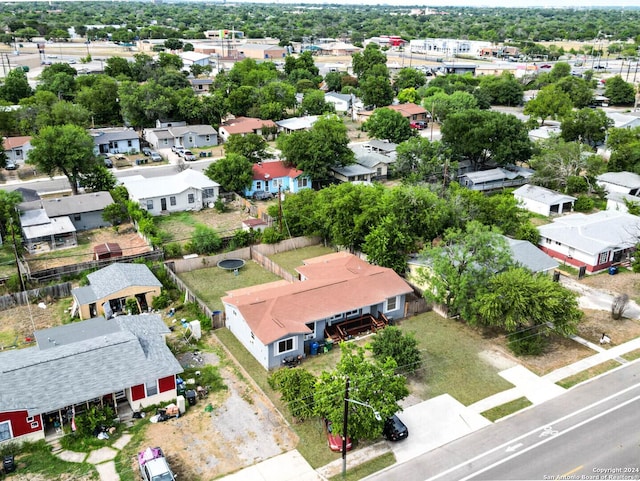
[26,250,164,283]
[0,282,72,312]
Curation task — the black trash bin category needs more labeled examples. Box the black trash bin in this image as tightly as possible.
[3,455,16,474]
[186,389,197,406]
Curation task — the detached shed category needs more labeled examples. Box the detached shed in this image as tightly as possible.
[94,242,123,260]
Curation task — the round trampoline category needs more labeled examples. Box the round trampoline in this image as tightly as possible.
[217,258,246,270]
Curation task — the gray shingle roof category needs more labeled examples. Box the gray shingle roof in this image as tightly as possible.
[39,192,114,217]
[332,163,376,176]
[83,263,162,301]
[513,184,576,205]
[366,139,398,153]
[168,125,218,136]
[505,237,558,273]
[0,315,182,415]
[352,146,394,168]
[120,169,219,201]
[597,171,640,190]
[538,211,640,255]
[90,127,139,143]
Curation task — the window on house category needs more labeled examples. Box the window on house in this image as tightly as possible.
[170,196,176,206]
[188,194,195,203]
[598,251,609,264]
[198,85,203,90]
[385,296,398,312]
[163,139,169,146]
[277,338,294,354]
[345,309,360,318]
[145,381,158,397]
[0,421,11,442]
[305,322,316,339]
[74,214,81,221]
[146,200,153,210]
[377,167,382,177]
[256,181,262,190]
[297,177,308,188]
[205,135,210,142]
[127,140,132,147]
[203,188,214,198]
[15,149,22,157]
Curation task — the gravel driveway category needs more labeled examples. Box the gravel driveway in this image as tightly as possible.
[137,338,299,480]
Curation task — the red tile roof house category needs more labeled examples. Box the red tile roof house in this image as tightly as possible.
[218,117,277,143]
[245,161,312,198]
[0,315,182,445]
[222,252,413,370]
[357,102,430,123]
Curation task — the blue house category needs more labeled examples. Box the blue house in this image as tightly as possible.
[222,252,413,370]
[245,161,312,199]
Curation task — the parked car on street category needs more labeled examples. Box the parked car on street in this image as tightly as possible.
[183,150,197,161]
[410,121,427,130]
[383,414,409,442]
[324,418,352,452]
[172,146,185,155]
[150,151,162,162]
[138,447,176,481]
[4,161,17,170]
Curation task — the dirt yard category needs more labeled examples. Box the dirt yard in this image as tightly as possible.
[134,336,298,480]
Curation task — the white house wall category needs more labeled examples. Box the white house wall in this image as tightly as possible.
[223,302,270,370]
[515,196,551,217]
[137,188,204,215]
[127,388,178,411]
[539,237,597,267]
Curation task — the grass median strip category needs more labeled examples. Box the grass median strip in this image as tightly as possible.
[481,397,532,422]
[622,348,640,362]
[556,359,621,389]
[328,452,396,481]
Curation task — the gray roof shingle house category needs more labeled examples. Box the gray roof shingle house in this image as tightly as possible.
[505,237,558,274]
[597,171,640,196]
[71,263,162,320]
[0,315,182,443]
[20,192,114,232]
[90,127,141,155]
[513,184,576,217]
[143,124,218,150]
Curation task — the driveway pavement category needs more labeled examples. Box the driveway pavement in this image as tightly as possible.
[559,275,640,319]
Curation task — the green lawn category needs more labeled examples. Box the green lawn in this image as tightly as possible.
[268,245,336,275]
[401,313,514,406]
[154,211,200,243]
[481,397,532,422]
[0,246,17,279]
[556,360,621,389]
[179,261,281,311]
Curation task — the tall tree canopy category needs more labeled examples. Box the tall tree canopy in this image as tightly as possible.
[523,84,573,126]
[277,114,354,186]
[314,343,409,441]
[204,153,254,194]
[441,109,532,170]
[28,124,97,195]
[363,108,414,144]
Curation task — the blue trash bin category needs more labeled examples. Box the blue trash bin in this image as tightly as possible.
[310,342,319,355]
[609,266,618,275]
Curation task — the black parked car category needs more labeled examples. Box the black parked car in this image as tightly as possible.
[383,414,409,441]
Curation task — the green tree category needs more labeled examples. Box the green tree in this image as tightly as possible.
[529,137,601,192]
[314,343,409,441]
[299,89,335,116]
[0,190,23,242]
[423,90,478,123]
[0,68,33,103]
[474,267,582,354]
[78,165,117,193]
[277,114,354,186]
[352,43,387,79]
[223,134,272,164]
[397,87,419,104]
[555,75,594,109]
[416,221,513,320]
[362,214,414,274]
[189,224,222,255]
[370,326,422,376]
[560,107,613,147]
[523,84,573,126]
[477,72,523,106]
[28,124,97,195]
[268,368,317,421]
[364,108,413,144]
[204,153,253,193]
[324,71,343,93]
[104,56,132,79]
[394,68,426,91]
[164,38,184,51]
[604,75,636,106]
[359,68,394,108]
[75,75,122,126]
[441,109,532,170]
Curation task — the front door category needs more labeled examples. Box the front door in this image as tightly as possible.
[161,198,167,210]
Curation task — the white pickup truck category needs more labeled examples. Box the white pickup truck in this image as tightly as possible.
[138,447,176,481]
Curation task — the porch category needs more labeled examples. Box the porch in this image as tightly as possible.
[324,313,390,343]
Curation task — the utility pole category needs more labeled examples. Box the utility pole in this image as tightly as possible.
[9,218,26,293]
[278,185,283,232]
[341,376,350,478]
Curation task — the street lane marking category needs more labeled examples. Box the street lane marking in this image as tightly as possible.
[505,443,522,453]
[424,380,640,481]
[557,465,583,479]
[539,426,558,437]
[457,394,640,481]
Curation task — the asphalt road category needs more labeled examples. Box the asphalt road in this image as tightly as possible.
[365,361,640,481]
